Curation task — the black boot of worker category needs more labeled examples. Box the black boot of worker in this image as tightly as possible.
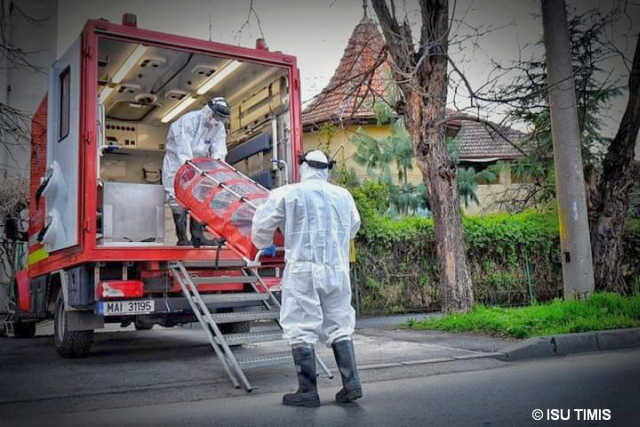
[190,218,219,247]
[189,218,204,248]
[332,339,362,403]
[283,344,320,407]
[172,212,190,246]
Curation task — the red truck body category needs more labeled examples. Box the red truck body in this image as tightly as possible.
[15,17,301,354]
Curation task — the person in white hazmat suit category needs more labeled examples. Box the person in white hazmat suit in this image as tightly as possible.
[162,97,230,247]
[251,150,362,407]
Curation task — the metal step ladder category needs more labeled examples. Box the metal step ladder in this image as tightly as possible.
[169,261,333,392]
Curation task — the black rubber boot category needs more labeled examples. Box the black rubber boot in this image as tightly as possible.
[189,217,204,248]
[332,339,362,403]
[283,345,320,407]
[190,218,219,247]
[172,212,190,246]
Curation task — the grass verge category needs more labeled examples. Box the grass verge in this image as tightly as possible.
[404,292,640,339]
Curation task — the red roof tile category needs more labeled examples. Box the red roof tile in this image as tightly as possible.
[302,16,390,127]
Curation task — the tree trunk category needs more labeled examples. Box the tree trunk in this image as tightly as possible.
[591,33,640,292]
[372,0,474,313]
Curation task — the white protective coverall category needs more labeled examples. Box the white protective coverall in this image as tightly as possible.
[251,155,361,346]
[162,106,227,203]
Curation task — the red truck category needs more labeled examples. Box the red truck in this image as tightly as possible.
[11,14,302,361]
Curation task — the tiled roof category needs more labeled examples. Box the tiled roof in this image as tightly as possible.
[302,16,525,160]
[302,16,390,127]
[450,114,525,160]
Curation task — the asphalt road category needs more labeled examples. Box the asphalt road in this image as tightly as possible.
[9,348,640,427]
[0,323,509,417]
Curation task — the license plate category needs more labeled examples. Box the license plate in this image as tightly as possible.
[99,300,154,316]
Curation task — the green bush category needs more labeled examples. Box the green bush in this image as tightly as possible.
[351,187,640,314]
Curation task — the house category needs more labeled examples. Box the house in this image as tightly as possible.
[302,12,527,214]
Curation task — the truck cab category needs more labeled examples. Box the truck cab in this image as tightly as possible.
[15,16,302,357]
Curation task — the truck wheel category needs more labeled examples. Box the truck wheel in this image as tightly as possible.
[134,318,154,331]
[12,322,36,338]
[54,292,93,358]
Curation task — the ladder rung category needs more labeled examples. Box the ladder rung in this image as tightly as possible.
[211,310,279,324]
[181,260,246,268]
[191,276,258,285]
[237,351,293,369]
[201,293,269,303]
[215,329,283,346]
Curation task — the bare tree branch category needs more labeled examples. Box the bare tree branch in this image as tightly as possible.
[235,0,265,44]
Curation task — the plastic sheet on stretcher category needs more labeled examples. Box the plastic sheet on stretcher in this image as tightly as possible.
[174,157,284,259]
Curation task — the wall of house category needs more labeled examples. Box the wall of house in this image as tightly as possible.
[303,123,425,185]
[464,183,532,215]
[304,124,518,216]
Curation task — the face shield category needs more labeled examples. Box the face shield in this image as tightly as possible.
[207,97,231,124]
[298,150,332,181]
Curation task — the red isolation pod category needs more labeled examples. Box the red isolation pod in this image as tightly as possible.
[174,158,284,259]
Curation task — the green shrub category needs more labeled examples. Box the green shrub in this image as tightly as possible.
[351,200,640,315]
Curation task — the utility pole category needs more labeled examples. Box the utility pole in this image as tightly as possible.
[541,0,595,299]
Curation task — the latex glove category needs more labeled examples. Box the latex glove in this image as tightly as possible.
[263,244,277,257]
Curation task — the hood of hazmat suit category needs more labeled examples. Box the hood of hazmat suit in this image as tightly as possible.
[251,150,361,346]
[162,106,227,199]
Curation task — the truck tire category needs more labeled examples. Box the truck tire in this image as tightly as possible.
[12,322,36,338]
[134,318,154,331]
[54,292,94,358]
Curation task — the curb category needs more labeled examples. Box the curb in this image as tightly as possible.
[499,328,640,361]
[358,352,508,371]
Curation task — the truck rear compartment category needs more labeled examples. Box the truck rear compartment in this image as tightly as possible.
[96,38,292,248]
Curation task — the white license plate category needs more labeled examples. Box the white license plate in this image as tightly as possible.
[99,300,154,316]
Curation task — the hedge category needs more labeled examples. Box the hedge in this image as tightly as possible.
[351,183,640,315]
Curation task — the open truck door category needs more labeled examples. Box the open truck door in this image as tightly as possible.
[39,40,82,252]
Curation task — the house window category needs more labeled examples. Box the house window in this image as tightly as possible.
[59,67,71,141]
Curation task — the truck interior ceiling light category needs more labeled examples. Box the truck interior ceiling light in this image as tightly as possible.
[98,86,115,104]
[196,60,242,95]
[98,44,148,104]
[112,44,148,84]
[160,96,197,123]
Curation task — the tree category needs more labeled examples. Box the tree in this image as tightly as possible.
[353,122,492,212]
[456,167,496,208]
[494,11,623,212]
[486,5,640,292]
[371,0,474,313]
[0,174,28,284]
[0,1,46,177]
[591,32,640,292]
[0,2,46,286]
